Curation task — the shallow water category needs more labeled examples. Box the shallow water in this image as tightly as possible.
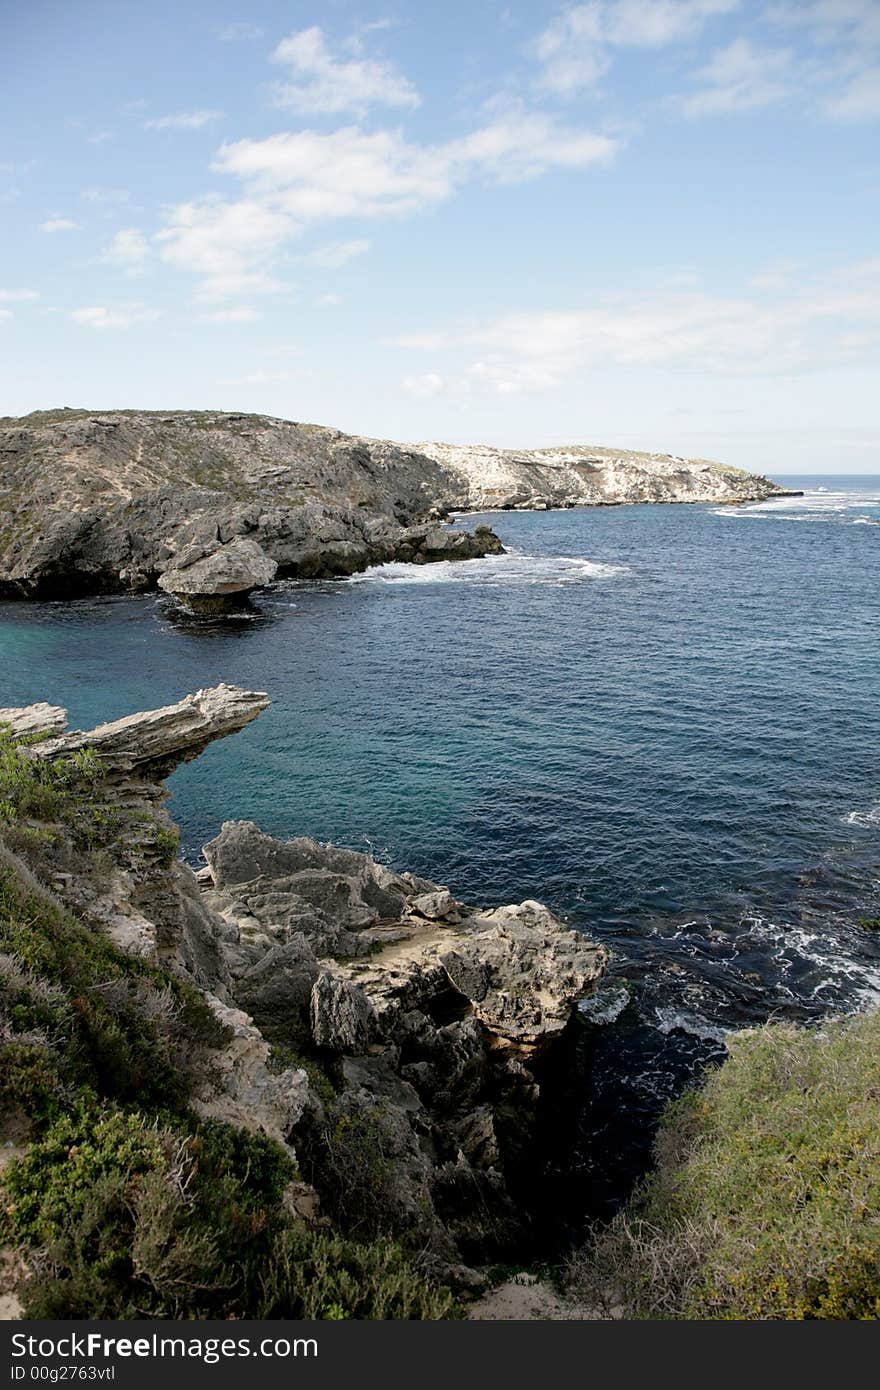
[2,475,878,1222]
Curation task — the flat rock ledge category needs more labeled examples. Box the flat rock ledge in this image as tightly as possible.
[30,683,269,770]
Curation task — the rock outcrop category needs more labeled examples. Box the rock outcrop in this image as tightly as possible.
[157,537,277,612]
[413,438,797,511]
[0,685,608,1263]
[33,683,269,770]
[0,409,502,600]
[0,408,791,600]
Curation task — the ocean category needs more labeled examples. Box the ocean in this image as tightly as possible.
[2,475,878,1222]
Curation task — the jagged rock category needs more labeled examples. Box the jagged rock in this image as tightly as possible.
[158,537,277,612]
[32,684,269,771]
[233,936,321,1048]
[408,889,464,923]
[203,824,607,1052]
[4,683,610,1268]
[192,996,308,1146]
[439,900,607,1047]
[310,969,377,1054]
[0,702,68,738]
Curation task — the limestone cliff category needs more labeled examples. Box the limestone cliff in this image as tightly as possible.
[413,438,794,511]
[0,407,792,600]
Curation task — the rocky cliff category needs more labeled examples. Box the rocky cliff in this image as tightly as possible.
[0,685,606,1284]
[0,408,792,600]
[413,438,794,511]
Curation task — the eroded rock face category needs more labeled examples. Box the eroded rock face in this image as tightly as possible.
[413,438,798,511]
[158,537,277,612]
[0,407,791,600]
[201,820,607,1256]
[192,997,309,1146]
[0,409,503,599]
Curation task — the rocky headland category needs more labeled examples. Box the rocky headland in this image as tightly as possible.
[0,684,607,1315]
[0,408,794,601]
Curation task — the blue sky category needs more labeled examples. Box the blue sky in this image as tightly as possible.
[2,0,879,473]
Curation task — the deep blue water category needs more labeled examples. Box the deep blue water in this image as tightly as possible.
[2,475,879,1218]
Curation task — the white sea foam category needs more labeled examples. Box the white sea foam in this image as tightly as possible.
[842,805,880,828]
[351,552,630,587]
[653,1007,729,1044]
[712,484,880,523]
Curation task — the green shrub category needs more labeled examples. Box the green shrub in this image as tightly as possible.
[2,1103,459,1320]
[304,1105,397,1238]
[570,1011,880,1320]
[0,864,225,1115]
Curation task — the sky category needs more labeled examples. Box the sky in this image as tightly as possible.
[2,0,879,474]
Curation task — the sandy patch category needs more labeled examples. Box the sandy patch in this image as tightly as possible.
[468,1273,613,1321]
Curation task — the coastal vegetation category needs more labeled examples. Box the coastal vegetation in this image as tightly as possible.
[0,732,459,1319]
[569,1011,880,1319]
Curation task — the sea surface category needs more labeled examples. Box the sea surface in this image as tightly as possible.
[2,475,878,1223]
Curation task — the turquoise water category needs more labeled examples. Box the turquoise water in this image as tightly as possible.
[2,476,878,1215]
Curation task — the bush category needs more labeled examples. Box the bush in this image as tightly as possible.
[0,731,111,848]
[0,860,227,1118]
[2,1103,459,1320]
[569,1011,880,1319]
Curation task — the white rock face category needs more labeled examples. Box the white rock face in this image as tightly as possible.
[410,439,791,510]
[192,996,309,1146]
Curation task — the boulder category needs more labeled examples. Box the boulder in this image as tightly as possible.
[158,537,277,612]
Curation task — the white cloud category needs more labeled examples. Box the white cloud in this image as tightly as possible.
[0,309,12,322]
[682,38,793,113]
[101,228,150,270]
[70,303,160,329]
[316,293,342,306]
[213,114,616,216]
[203,306,262,322]
[155,196,293,301]
[443,110,618,182]
[270,25,420,116]
[304,238,370,268]
[142,110,223,131]
[766,1,880,51]
[81,187,132,205]
[87,131,113,145]
[403,372,446,397]
[391,260,880,393]
[218,22,263,42]
[159,111,616,299]
[763,2,880,120]
[534,1,740,94]
[39,218,81,232]
[0,288,39,302]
